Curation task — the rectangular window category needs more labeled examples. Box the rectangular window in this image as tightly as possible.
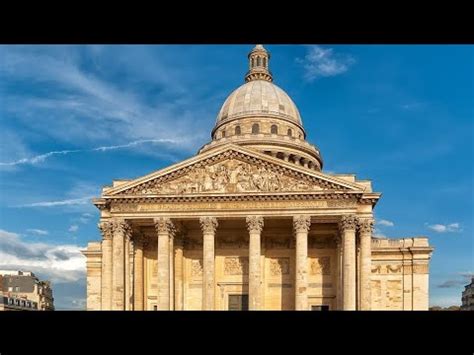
[153,305,157,311]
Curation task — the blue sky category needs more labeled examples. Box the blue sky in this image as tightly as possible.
[0,45,472,309]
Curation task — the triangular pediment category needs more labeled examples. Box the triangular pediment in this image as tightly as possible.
[103,144,367,197]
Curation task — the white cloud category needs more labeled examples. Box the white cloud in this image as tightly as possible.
[427,223,461,233]
[68,225,79,233]
[0,229,86,283]
[373,229,387,238]
[297,45,355,82]
[0,46,213,165]
[376,219,394,227]
[79,213,94,224]
[26,229,49,235]
[16,196,94,208]
[0,138,182,167]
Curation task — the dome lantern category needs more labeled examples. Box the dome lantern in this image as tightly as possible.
[245,44,273,83]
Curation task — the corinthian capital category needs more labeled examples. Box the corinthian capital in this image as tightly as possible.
[199,217,218,234]
[339,214,358,232]
[154,217,175,236]
[246,216,264,233]
[112,218,132,239]
[98,221,114,240]
[293,215,311,233]
[358,218,374,235]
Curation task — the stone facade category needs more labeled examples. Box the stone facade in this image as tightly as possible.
[83,45,433,311]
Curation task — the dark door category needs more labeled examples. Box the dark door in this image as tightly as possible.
[311,305,330,311]
[228,294,249,311]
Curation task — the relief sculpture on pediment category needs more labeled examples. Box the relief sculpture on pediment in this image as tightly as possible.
[137,159,325,195]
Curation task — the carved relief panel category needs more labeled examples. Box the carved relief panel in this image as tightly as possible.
[310,257,331,275]
[224,257,249,275]
[269,258,290,276]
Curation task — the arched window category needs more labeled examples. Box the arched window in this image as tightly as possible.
[251,57,254,68]
[235,126,241,135]
[287,128,293,137]
[271,124,278,134]
[221,130,226,138]
[257,56,261,66]
[263,57,267,68]
[252,123,260,134]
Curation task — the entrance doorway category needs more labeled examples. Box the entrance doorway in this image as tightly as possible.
[228,294,249,311]
[311,305,330,311]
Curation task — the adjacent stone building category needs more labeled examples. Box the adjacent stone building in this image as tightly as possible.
[83,45,433,311]
[0,270,54,311]
[461,277,474,311]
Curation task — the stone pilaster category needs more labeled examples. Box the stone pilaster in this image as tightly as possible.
[169,233,174,310]
[358,218,374,310]
[154,217,175,310]
[99,221,114,310]
[112,218,131,310]
[293,215,311,310]
[200,217,218,310]
[339,215,358,310]
[246,216,264,310]
[133,234,145,311]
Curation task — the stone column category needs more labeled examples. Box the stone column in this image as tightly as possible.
[339,215,358,310]
[154,217,175,310]
[174,237,184,311]
[293,215,311,310]
[125,233,130,310]
[99,221,114,310]
[133,234,145,311]
[358,218,374,310]
[112,219,131,310]
[246,216,264,310]
[169,234,174,310]
[199,217,218,310]
[335,235,344,310]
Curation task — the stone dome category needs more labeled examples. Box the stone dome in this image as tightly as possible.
[216,80,303,126]
[199,45,323,171]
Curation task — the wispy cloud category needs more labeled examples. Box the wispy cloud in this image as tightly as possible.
[376,219,394,227]
[78,213,93,224]
[0,229,86,283]
[0,46,215,168]
[426,222,462,233]
[0,138,182,167]
[297,45,355,82]
[16,196,94,208]
[26,229,49,236]
[68,225,79,233]
[437,272,473,288]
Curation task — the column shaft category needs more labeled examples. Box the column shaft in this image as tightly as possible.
[340,215,357,310]
[155,218,174,310]
[246,216,264,310]
[174,240,184,310]
[200,217,218,310]
[358,219,374,310]
[169,236,174,310]
[125,236,130,310]
[99,221,113,310]
[112,219,129,310]
[293,215,311,310]
[133,237,144,311]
